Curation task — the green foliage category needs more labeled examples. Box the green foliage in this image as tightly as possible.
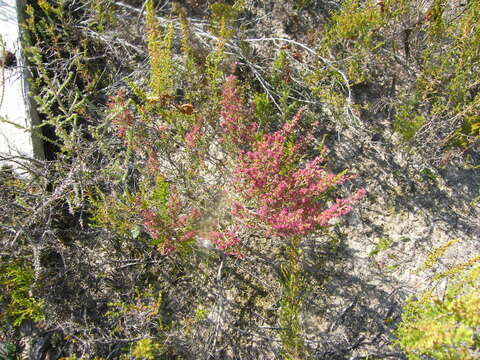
[149,176,170,216]
[146,0,175,97]
[316,0,386,84]
[419,167,438,184]
[130,339,165,360]
[393,98,425,141]
[252,92,275,129]
[269,51,298,120]
[0,262,45,326]
[89,189,139,238]
[179,16,202,90]
[0,342,16,360]
[396,261,480,359]
[209,1,244,40]
[425,0,447,39]
[368,238,392,257]
[22,0,106,157]
[433,256,480,282]
[89,0,235,255]
[88,0,116,32]
[309,0,392,121]
[311,0,480,160]
[107,287,178,360]
[278,237,307,360]
[393,0,480,149]
[419,239,460,271]
[205,49,224,103]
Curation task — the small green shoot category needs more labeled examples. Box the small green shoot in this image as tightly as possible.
[368,238,392,257]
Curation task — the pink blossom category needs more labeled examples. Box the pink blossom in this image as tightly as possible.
[231,108,365,237]
[180,231,196,241]
[220,76,256,146]
[185,118,204,148]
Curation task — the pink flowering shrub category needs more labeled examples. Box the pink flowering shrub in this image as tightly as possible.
[185,117,204,148]
[204,230,244,258]
[220,75,257,146]
[230,108,365,238]
[99,74,364,257]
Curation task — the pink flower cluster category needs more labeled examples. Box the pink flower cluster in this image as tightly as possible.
[232,109,365,237]
[142,208,161,240]
[206,230,243,257]
[220,75,257,145]
[185,117,204,148]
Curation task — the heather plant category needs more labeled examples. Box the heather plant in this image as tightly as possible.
[395,259,480,359]
[0,262,45,327]
[90,0,221,254]
[278,236,307,360]
[220,75,256,148]
[312,0,480,163]
[209,0,244,41]
[128,339,165,360]
[394,0,480,154]
[106,286,169,356]
[146,0,175,98]
[316,0,385,84]
[98,52,365,252]
[0,0,373,357]
[19,0,121,164]
[89,22,365,355]
[419,238,460,272]
[310,0,389,116]
[230,107,365,239]
[219,78,364,357]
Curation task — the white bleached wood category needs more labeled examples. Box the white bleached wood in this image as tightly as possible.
[0,0,44,168]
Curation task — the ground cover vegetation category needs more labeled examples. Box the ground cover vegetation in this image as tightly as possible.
[0,0,479,359]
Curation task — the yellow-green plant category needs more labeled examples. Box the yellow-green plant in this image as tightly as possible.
[22,0,105,158]
[311,0,480,161]
[419,238,460,271]
[278,237,307,360]
[368,237,392,257]
[0,342,16,360]
[209,0,244,40]
[0,262,45,326]
[129,339,165,360]
[396,257,480,359]
[146,0,175,97]
[313,0,387,87]
[395,0,480,150]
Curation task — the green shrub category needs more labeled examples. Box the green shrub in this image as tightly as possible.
[129,339,165,360]
[395,258,480,359]
[394,1,480,152]
[0,262,45,326]
[278,237,307,360]
[312,0,480,162]
[0,342,16,360]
